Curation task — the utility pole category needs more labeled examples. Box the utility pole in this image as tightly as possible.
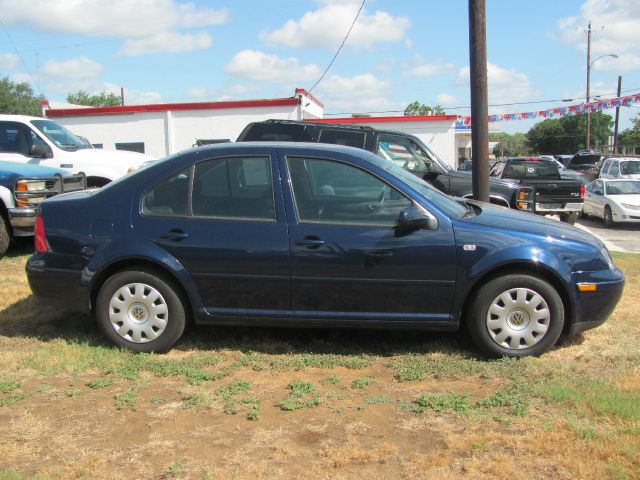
[585,21,592,150]
[120,87,125,106]
[468,0,489,202]
[613,75,622,154]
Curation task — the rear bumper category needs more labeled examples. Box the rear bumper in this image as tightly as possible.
[535,202,583,213]
[26,257,91,313]
[569,268,625,335]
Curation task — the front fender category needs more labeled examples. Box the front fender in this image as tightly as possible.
[0,185,15,210]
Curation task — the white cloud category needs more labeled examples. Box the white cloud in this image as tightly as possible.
[0,0,228,38]
[41,56,103,93]
[457,63,540,107]
[403,57,455,78]
[185,84,261,101]
[436,93,459,105]
[314,73,399,112]
[558,0,640,71]
[225,50,321,83]
[119,32,212,57]
[0,53,19,70]
[260,1,410,49]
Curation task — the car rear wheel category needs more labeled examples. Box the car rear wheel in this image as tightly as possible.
[467,274,564,357]
[96,269,186,353]
[604,206,615,227]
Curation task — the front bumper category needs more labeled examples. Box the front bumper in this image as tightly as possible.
[8,207,37,228]
[569,268,625,335]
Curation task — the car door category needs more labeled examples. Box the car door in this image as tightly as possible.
[586,180,605,218]
[133,149,291,318]
[279,150,457,325]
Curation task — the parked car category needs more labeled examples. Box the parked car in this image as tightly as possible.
[565,150,604,182]
[458,158,472,171]
[583,178,640,226]
[237,119,532,212]
[27,143,624,357]
[554,154,574,166]
[539,155,589,184]
[598,156,640,180]
[0,115,154,187]
[489,157,584,224]
[0,160,85,256]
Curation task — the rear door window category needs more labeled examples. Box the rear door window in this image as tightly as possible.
[318,128,366,148]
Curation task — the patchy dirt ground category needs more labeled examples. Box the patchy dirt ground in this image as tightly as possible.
[0,243,638,479]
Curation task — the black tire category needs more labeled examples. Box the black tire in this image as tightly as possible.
[580,209,588,219]
[603,206,615,227]
[96,269,186,353]
[0,216,9,257]
[467,274,564,358]
[559,212,577,225]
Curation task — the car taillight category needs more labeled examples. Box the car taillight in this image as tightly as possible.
[580,183,585,199]
[34,215,47,253]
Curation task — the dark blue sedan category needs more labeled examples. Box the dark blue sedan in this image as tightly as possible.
[26,143,624,357]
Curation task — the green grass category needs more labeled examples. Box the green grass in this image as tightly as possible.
[476,383,531,417]
[0,377,20,394]
[320,375,341,385]
[415,392,470,414]
[366,396,393,405]
[0,393,25,407]
[114,388,138,411]
[277,380,321,411]
[250,353,371,371]
[86,379,113,389]
[182,392,211,409]
[351,376,375,389]
[392,354,526,382]
[214,381,257,418]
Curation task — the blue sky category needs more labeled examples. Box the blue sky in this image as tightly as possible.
[1,0,639,133]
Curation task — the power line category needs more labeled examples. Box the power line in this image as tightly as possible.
[308,0,365,93]
[0,17,42,95]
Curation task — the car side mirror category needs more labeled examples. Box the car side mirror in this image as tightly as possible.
[30,144,52,158]
[397,206,437,230]
[594,189,603,196]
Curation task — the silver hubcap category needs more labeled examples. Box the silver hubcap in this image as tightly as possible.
[486,287,550,350]
[108,283,168,343]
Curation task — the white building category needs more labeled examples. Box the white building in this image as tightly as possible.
[45,89,458,167]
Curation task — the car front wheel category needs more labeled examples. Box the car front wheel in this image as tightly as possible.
[603,206,615,227]
[96,269,186,353]
[467,274,564,357]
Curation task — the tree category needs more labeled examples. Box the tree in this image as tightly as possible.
[0,77,45,116]
[490,132,531,157]
[526,112,613,154]
[404,101,446,116]
[67,90,121,107]
[616,117,640,149]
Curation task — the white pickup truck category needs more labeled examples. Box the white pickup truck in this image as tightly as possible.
[0,114,153,187]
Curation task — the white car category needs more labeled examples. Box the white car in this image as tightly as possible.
[0,115,154,187]
[599,156,640,180]
[583,178,640,226]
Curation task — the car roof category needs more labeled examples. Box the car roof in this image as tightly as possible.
[193,140,376,157]
[0,114,43,122]
[597,177,640,182]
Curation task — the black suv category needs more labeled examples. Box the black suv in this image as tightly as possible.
[237,119,530,211]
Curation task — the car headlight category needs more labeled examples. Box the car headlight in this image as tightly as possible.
[620,203,640,211]
[601,246,615,270]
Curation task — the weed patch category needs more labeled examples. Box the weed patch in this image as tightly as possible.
[277,380,321,411]
[351,376,375,389]
[0,377,20,394]
[114,387,138,411]
[415,392,470,414]
[86,379,113,389]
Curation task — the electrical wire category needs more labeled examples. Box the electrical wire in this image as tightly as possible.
[308,0,365,93]
[0,17,41,94]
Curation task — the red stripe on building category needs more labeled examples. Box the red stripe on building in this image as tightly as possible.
[305,115,457,124]
[46,97,300,117]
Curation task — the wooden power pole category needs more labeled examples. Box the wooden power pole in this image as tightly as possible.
[469,0,489,202]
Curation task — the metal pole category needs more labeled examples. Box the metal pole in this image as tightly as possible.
[586,21,592,149]
[120,87,125,106]
[468,0,489,202]
[613,75,622,154]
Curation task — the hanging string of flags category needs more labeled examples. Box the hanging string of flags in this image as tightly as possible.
[455,92,640,127]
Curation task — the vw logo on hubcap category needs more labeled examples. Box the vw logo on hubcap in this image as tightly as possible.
[128,303,149,323]
[507,309,529,330]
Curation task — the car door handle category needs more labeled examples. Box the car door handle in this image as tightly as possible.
[296,237,325,248]
[161,230,189,241]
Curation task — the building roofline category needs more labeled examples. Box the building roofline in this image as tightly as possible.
[294,88,324,108]
[306,115,458,124]
[45,97,300,118]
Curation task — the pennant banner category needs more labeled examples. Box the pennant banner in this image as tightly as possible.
[455,93,640,127]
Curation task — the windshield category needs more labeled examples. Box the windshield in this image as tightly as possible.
[621,160,640,175]
[606,181,640,195]
[364,151,468,218]
[30,119,91,151]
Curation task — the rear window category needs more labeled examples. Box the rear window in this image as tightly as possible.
[239,123,314,142]
[621,160,640,175]
[318,128,366,148]
[502,160,559,179]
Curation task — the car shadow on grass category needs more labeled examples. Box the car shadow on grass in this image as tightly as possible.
[0,294,477,358]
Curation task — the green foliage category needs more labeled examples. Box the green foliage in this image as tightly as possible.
[476,383,530,416]
[0,393,25,407]
[0,377,20,394]
[526,112,613,153]
[162,461,183,478]
[320,375,341,385]
[490,132,531,157]
[181,392,211,409]
[0,77,44,116]
[366,396,393,404]
[404,101,446,116]
[114,388,138,411]
[85,379,113,389]
[277,380,321,411]
[67,90,121,107]
[618,116,640,148]
[351,376,375,389]
[415,392,470,413]
[392,354,525,382]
